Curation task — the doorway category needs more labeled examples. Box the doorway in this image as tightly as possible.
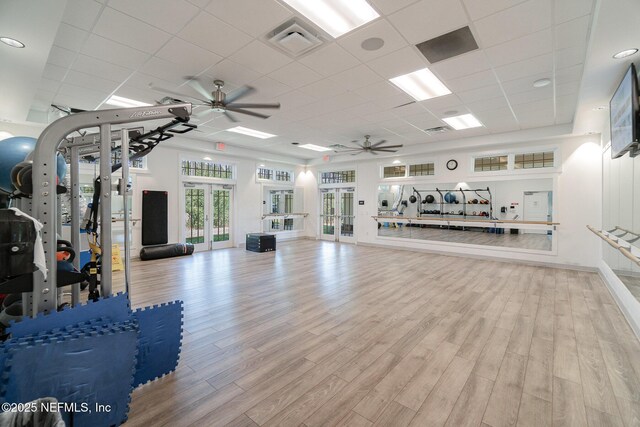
[319,188,356,243]
[523,191,552,234]
[184,183,233,251]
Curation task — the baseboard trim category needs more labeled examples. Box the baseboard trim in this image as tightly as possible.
[596,260,640,340]
[357,241,598,272]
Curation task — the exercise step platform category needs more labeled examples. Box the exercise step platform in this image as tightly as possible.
[246,233,276,253]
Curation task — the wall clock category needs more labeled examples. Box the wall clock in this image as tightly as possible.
[446,159,458,170]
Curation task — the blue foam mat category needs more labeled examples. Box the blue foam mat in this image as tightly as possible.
[1,322,138,427]
[7,293,131,338]
[133,301,184,387]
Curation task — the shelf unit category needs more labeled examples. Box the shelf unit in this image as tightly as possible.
[412,187,494,220]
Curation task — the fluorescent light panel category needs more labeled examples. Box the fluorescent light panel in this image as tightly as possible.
[442,113,483,130]
[227,126,276,139]
[281,0,379,38]
[298,143,331,152]
[105,95,152,108]
[389,68,451,101]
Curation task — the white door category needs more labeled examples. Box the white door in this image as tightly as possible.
[523,191,551,234]
[184,184,233,251]
[319,188,356,243]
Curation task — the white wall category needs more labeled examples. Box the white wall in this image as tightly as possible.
[305,134,602,268]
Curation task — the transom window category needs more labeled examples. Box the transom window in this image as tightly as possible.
[409,163,435,176]
[320,170,355,184]
[383,166,406,178]
[514,152,554,169]
[182,160,233,179]
[257,167,293,183]
[474,156,508,172]
[257,168,273,180]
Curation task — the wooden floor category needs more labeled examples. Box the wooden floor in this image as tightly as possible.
[121,240,640,427]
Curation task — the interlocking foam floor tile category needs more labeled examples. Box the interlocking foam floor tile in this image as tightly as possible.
[7,293,131,338]
[1,322,138,427]
[133,300,183,387]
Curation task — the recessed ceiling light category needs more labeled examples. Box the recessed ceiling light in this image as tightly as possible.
[0,37,25,48]
[203,156,212,161]
[389,68,451,101]
[105,95,152,108]
[533,78,551,88]
[298,143,332,152]
[281,0,379,38]
[613,48,638,59]
[227,126,276,139]
[259,163,265,167]
[442,113,483,130]
[361,37,384,51]
[392,159,402,164]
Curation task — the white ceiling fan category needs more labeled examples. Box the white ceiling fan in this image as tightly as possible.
[152,77,280,122]
[335,135,403,155]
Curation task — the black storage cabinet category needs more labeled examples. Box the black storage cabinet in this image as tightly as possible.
[246,233,276,253]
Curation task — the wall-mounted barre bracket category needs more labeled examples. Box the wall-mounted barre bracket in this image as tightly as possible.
[587,225,640,267]
[262,212,309,220]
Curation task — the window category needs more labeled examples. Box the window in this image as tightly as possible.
[181,160,233,179]
[514,151,554,169]
[275,170,292,182]
[383,165,406,178]
[409,163,434,176]
[258,168,273,180]
[320,170,356,184]
[474,156,508,172]
[258,167,293,183]
[111,150,146,169]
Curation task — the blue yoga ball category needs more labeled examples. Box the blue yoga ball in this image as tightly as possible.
[444,192,457,203]
[0,136,67,194]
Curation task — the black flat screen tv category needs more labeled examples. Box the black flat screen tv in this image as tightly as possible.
[610,63,639,158]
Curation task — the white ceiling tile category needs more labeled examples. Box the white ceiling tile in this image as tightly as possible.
[465,95,510,112]
[493,53,553,82]
[555,15,590,50]
[54,23,89,52]
[32,90,57,111]
[93,7,172,54]
[108,0,199,34]
[354,80,406,101]
[111,84,165,106]
[511,97,553,115]
[557,81,581,96]
[555,0,594,24]
[366,46,428,79]
[299,43,361,77]
[431,50,491,80]
[473,0,551,48]
[388,0,468,44]
[201,59,261,88]
[268,62,323,89]
[457,85,505,103]
[57,83,109,108]
[243,76,292,99]
[403,113,444,129]
[47,46,76,68]
[70,54,133,82]
[207,0,293,37]
[275,90,318,110]
[81,34,151,68]
[485,29,553,67]
[329,65,382,91]
[63,69,120,93]
[446,70,499,93]
[141,56,210,86]
[179,12,253,57]
[419,94,464,111]
[518,108,555,129]
[43,63,69,82]
[38,78,61,93]
[337,19,409,62]
[155,38,222,73]
[555,44,586,69]
[229,40,293,75]
[187,0,211,8]
[501,72,551,94]
[62,0,103,31]
[296,79,346,99]
[371,93,420,110]
[556,64,583,85]
[506,86,553,106]
[462,0,527,21]
[391,101,428,117]
[369,0,419,15]
[126,72,182,95]
[473,107,517,126]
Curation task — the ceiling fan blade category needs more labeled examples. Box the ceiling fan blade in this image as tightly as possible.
[370,151,379,155]
[225,106,270,119]
[370,140,387,148]
[150,85,209,104]
[185,77,214,101]
[351,151,363,156]
[372,149,399,153]
[226,102,280,109]
[223,111,238,123]
[225,86,256,104]
[376,144,404,149]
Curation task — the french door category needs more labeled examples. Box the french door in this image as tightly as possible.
[320,188,356,243]
[184,183,233,251]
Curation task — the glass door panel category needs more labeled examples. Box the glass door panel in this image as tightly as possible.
[320,191,336,240]
[184,186,208,251]
[211,187,232,249]
[339,190,356,243]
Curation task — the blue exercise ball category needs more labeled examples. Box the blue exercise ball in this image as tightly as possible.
[0,136,67,194]
[444,192,457,203]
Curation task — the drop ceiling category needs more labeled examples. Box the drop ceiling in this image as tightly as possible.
[0,0,621,161]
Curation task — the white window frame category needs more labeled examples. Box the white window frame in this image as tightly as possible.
[470,146,561,177]
[318,167,357,188]
[255,163,295,185]
[379,158,437,181]
[179,154,237,184]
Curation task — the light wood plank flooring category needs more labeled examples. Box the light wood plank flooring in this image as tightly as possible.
[119,240,640,427]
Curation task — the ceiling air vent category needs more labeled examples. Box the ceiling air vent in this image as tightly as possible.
[267,19,325,58]
[416,26,478,63]
[424,125,452,135]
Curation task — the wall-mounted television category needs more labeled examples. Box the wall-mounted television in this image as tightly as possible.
[610,63,639,158]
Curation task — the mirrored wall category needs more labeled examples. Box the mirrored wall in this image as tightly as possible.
[377,178,555,251]
[262,186,305,233]
[602,146,640,301]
